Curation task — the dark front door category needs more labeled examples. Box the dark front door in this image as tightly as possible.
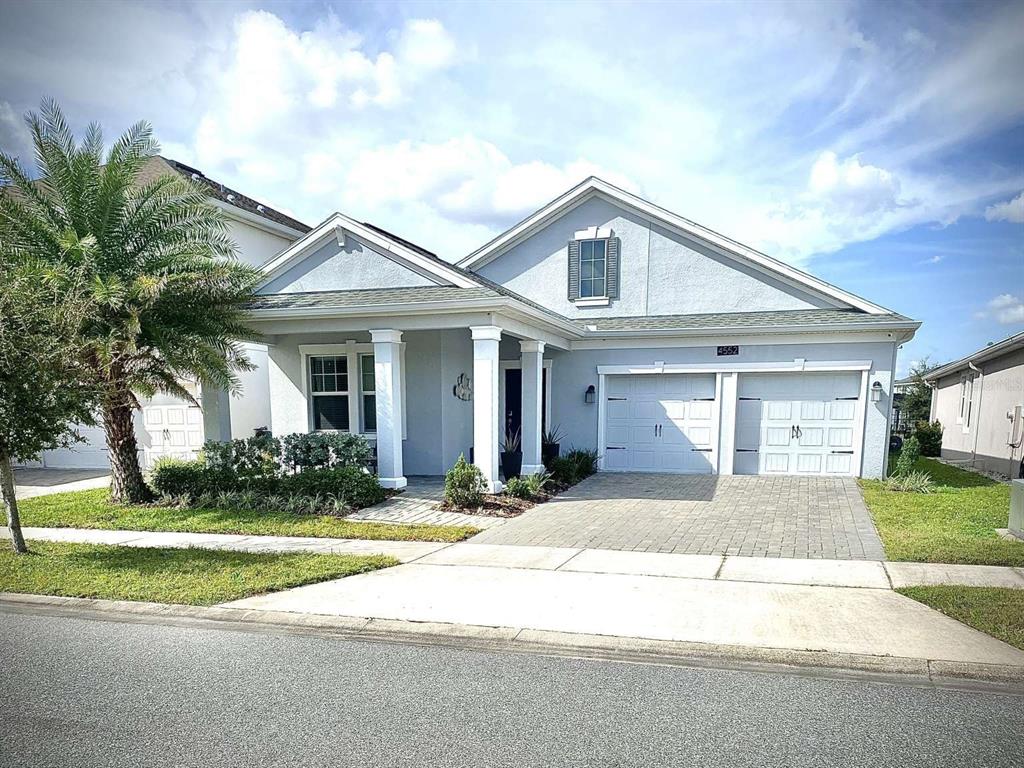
[504,368,549,441]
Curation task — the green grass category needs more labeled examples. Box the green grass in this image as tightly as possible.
[860,457,1022,566]
[0,541,396,605]
[897,586,1024,651]
[18,489,478,543]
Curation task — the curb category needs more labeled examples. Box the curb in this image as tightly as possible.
[3,592,1023,693]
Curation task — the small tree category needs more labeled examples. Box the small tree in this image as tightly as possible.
[901,358,936,425]
[0,254,98,552]
[0,100,262,504]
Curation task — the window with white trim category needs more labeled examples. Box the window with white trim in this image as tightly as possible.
[309,355,349,431]
[964,374,975,430]
[360,354,376,433]
[579,238,607,298]
[958,374,968,424]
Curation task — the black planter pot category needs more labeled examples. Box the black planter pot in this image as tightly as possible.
[500,451,523,481]
[542,442,560,468]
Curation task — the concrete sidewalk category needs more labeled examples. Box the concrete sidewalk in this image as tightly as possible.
[224,546,1024,667]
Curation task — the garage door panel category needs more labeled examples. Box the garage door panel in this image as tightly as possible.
[607,400,629,420]
[689,401,713,420]
[735,371,862,477]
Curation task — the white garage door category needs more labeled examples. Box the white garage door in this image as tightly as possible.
[735,372,862,476]
[604,374,717,473]
[140,404,204,468]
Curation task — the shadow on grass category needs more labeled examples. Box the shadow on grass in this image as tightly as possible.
[63,545,267,575]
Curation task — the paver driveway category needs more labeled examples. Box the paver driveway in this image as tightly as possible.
[472,473,886,560]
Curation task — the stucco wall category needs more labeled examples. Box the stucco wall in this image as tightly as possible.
[475,196,829,319]
[931,349,1024,477]
[261,234,436,294]
[229,343,272,439]
[227,219,295,268]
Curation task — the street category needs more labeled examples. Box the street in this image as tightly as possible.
[1,609,1022,768]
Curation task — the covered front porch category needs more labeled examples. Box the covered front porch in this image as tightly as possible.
[249,296,575,493]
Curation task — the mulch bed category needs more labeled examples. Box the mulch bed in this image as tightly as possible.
[438,479,575,518]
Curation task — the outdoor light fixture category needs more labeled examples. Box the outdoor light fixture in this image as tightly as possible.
[585,384,596,404]
[870,381,883,402]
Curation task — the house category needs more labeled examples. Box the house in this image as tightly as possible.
[924,332,1024,478]
[29,157,310,469]
[248,177,919,490]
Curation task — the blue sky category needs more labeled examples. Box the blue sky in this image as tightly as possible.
[1,0,1021,373]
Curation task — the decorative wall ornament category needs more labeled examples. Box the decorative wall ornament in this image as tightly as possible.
[453,373,472,401]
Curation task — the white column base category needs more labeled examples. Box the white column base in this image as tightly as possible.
[379,476,408,490]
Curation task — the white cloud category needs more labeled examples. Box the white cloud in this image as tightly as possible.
[919,254,943,265]
[342,135,638,227]
[807,152,903,216]
[979,294,1024,325]
[984,192,1024,224]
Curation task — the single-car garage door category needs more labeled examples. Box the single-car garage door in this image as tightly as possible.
[604,374,717,473]
[735,371,863,476]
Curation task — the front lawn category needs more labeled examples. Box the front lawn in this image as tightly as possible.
[0,541,396,605]
[898,586,1024,651]
[18,489,478,543]
[860,458,1022,567]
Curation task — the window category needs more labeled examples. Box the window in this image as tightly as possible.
[964,374,974,429]
[309,355,349,431]
[579,239,607,298]
[360,354,376,432]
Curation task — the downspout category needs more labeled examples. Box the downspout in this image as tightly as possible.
[968,361,984,468]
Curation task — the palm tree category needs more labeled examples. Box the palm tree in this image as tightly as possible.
[0,100,262,503]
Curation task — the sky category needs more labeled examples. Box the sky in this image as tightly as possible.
[1,0,1022,375]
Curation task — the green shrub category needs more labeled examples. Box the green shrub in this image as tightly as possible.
[150,458,232,498]
[883,470,935,494]
[550,448,599,486]
[504,471,551,500]
[913,420,943,457]
[279,466,385,508]
[444,454,486,508]
[894,435,921,477]
[281,432,372,471]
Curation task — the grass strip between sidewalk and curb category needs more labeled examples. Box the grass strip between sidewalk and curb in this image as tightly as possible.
[897,585,1024,652]
[17,488,479,543]
[860,458,1023,567]
[0,541,398,605]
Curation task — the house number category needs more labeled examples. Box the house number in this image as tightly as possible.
[717,345,739,356]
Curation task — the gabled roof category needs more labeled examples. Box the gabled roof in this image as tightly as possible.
[457,176,893,315]
[924,331,1024,381]
[141,157,311,235]
[584,309,916,335]
[250,286,499,311]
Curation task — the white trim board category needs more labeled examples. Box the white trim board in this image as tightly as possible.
[457,177,893,315]
[596,360,873,375]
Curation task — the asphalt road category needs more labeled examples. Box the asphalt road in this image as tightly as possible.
[2,610,1022,768]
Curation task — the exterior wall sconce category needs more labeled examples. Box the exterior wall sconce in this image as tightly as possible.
[870,381,883,403]
[584,385,596,404]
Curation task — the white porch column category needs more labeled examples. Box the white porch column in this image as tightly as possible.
[520,339,545,475]
[370,329,406,490]
[471,325,503,493]
[717,372,738,475]
[200,384,232,442]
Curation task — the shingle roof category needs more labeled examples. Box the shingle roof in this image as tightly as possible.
[584,308,914,332]
[141,157,311,233]
[924,331,1024,381]
[249,286,500,311]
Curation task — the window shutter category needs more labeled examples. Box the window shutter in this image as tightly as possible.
[567,240,580,300]
[606,237,620,299]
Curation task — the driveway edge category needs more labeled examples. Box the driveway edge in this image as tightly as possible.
[3,592,1022,693]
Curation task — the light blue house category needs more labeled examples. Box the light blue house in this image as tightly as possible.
[248,178,920,491]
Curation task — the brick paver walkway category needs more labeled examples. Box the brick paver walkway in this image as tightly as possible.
[472,473,886,560]
[346,476,505,530]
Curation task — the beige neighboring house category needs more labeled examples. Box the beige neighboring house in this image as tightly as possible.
[924,331,1024,478]
[25,157,310,470]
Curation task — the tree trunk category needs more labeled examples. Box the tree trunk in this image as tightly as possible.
[0,451,28,553]
[104,399,152,504]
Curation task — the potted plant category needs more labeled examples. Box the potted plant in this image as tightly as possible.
[499,427,522,481]
[542,424,565,467]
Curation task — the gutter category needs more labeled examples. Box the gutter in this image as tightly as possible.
[582,320,922,339]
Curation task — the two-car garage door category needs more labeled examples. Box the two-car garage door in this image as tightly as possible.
[601,370,863,476]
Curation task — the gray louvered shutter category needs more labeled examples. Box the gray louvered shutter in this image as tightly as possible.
[567,240,580,300]
[606,237,620,299]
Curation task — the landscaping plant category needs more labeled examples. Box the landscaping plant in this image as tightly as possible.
[550,448,600,486]
[883,470,935,494]
[0,100,263,504]
[444,454,486,508]
[504,471,552,500]
[912,420,943,457]
[893,435,921,477]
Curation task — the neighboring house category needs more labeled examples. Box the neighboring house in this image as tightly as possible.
[891,376,914,434]
[924,332,1024,478]
[29,157,310,470]
[248,177,919,490]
